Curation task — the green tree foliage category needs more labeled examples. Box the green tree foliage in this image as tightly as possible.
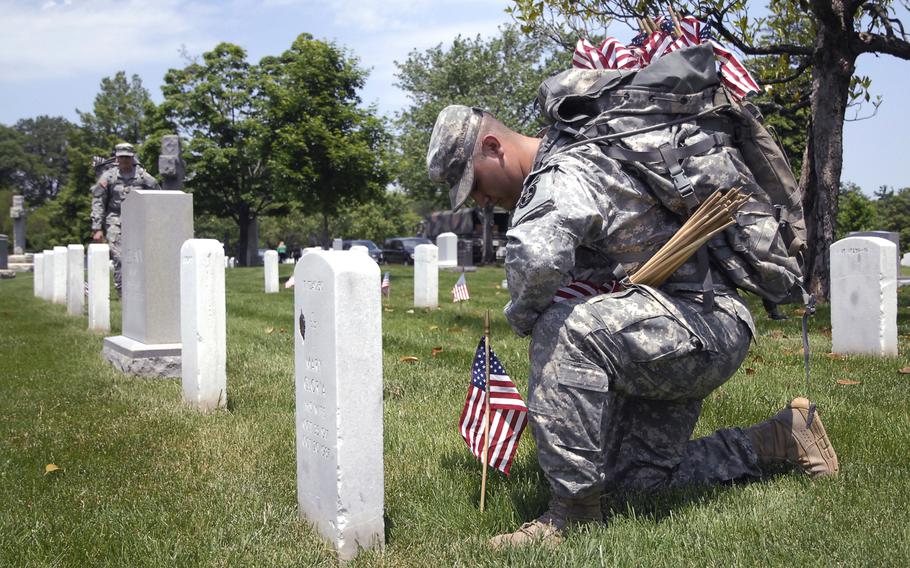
[77,71,151,147]
[0,125,33,192]
[162,42,280,263]
[261,34,390,247]
[836,182,879,239]
[508,0,910,299]
[394,26,565,211]
[13,115,73,205]
[874,185,910,249]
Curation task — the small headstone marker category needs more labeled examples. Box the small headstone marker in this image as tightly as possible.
[264,250,279,293]
[848,231,900,278]
[88,244,110,332]
[831,236,898,356]
[33,253,44,297]
[437,232,457,268]
[414,244,438,308]
[180,239,226,411]
[102,190,193,378]
[42,249,54,301]
[52,245,67,304]
[294,250,384,562]
[0,235,7,269]
[332,238,343,251]
[902,252,910,268]
[66,244,84,316]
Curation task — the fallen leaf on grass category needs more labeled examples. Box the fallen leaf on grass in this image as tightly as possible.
[447,327,463,333]
[431,347,443,357]
[278,328,287,334]
[770,330,784,338]
[745,368,755,375]
[428,325,439,331]
[406,309,415,314]
[898,367,910,374]
[781,349,796,356]
[384,308,395,313]
[265,327,275,334]
[44,464,61,475]
[399,356,419,363]
[826,352,847,361]
[836,379,861,385]
[751,355,764,364]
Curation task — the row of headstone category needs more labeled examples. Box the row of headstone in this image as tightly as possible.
[223,256,237,268]
[30,243,111,332]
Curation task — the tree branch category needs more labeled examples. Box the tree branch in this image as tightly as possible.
[705,17,813,56]
[853,31,910,57]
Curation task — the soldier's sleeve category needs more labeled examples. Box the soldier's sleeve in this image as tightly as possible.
[90,173,110,231]
[143,171,162,190]
[503,164,608,337]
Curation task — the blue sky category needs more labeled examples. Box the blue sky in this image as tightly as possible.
[1,0,908,194]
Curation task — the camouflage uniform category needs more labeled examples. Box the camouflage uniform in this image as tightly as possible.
[505,141,762,500]
[90,162,161,292]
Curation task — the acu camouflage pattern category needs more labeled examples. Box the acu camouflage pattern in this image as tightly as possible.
[91,165,161,290]
[504,139,761,499]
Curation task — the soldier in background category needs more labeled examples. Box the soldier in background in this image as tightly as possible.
[91,142,161,297]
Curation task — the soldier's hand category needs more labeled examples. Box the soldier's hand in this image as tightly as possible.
[93,230,104,242]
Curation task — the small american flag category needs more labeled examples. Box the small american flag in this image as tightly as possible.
[381,271,390,297]
[451,273,470,302]
[571,15,760,100]
[458,337,528,475]
[553,280,622,303]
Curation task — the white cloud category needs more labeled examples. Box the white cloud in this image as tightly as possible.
[0,0,219,82]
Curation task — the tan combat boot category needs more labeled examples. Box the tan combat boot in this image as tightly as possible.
[489,494,601,549]
[745,397,839,478]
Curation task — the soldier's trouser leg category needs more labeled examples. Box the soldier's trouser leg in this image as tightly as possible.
[107,224,122,294]
[527,286,760,499]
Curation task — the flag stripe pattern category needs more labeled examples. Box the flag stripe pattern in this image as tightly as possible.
[452,273,470,302]
[381,271,390,297]
[553,280,623,303]
[457,337,528,475]
[571,15,759,99]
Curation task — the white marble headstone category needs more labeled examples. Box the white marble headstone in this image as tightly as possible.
[349,245,369,256]
[264,250,279,293]
[33,253,44,298]
[436,232,457,268]
[66,244,84,316]
[52,245,67,304]
[332,238,343,251]
[88,244,110,332]
[294,250,384,562]
[831,236,898,356]
[42,249,54,301]
[414,244,438,308]
[180,239,226,411]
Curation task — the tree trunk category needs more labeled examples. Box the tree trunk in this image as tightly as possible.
[801,1,856,301]
[322,213,330,249]
[236,205,251,267]
[481,204,494,265]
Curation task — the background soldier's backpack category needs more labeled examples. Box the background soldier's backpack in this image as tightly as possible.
[536,43,806,303]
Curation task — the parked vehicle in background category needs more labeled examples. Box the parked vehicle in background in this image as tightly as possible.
[342,239,384,263]
[419,207,510,265]
[382,237,432,265]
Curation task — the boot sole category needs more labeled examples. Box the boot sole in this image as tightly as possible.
[789,397,839,477]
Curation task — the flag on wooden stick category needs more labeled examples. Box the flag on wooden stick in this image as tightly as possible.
[381,271,391,297]
[451,273,470,302]
[458,336,527,475]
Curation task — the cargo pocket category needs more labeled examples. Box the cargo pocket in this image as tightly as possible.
[611,310,707,399]
[552,360,608,453]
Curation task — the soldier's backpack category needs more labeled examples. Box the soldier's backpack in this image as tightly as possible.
[535,43,806,303]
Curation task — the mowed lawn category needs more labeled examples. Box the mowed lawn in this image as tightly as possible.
[2,264,909,567]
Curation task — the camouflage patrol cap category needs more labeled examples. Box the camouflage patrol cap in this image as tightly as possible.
[114,143,136,157]
[426,105,484,211]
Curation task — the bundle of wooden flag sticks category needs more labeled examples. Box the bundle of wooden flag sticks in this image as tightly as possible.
[629,187,749,287]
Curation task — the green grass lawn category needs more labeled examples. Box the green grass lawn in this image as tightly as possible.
[2,265,910,567]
